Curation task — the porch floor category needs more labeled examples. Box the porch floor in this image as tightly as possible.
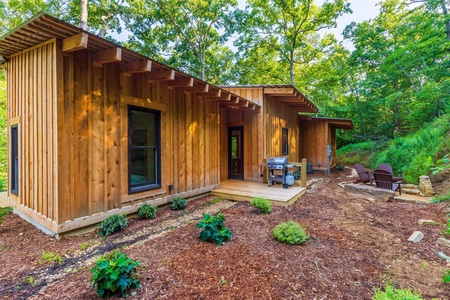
[211,180,306,207]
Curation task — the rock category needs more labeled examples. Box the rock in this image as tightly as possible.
[437,238,450,248]
[402,184,416,189]
[419,175,435,196]
[408,231,424,243]
[402,188,421,195]
[418,219,436,225]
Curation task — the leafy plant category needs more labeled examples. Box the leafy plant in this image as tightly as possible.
[98,214,128,237]
[211,197,223,205]
[372,284,424,300]
[90,249,141,298]
[250,197,272,214]
[196,213,233,246]
[138,204,158,219]
[39,251,63,265]
[431,192,450,203]
[443,270,450,284]
[0,178,5,191]
[273,221,309,245]
[171,197,187,210]
[0,206,13,224]
[23,276,38,287]
[431,154,449,175]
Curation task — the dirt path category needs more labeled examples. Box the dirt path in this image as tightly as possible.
[1,169,449,299]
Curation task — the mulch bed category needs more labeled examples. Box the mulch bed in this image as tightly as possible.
[1,169,450,299]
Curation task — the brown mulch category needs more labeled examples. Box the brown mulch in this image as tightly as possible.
[1,169,450,299]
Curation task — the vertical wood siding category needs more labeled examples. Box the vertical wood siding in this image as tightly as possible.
[299,119,330,168]
[7,40,58,225]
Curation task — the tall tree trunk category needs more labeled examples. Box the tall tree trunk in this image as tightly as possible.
[289,50,294,85]
[81,0,88,30]
[440,0,450,40]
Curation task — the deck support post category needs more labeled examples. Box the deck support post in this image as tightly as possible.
[301,159,307,187]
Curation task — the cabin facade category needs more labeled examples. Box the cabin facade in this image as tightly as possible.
[0,14,349,238]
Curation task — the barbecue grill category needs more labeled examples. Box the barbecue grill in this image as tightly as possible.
[267,157,295,188]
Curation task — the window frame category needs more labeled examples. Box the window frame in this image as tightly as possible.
[10,124,19,196]
[127,105,161,194]
[281,127,289,155]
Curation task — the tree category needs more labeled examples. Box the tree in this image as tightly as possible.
[233,0,351,85]
[123,0,237,81]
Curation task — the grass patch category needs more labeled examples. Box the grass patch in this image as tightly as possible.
[432,192,450,203]
[38,251,63,265]
[372,284,424,299]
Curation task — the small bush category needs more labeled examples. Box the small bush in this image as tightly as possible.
[138,204,158,219]
[98,214,128,237]
[196,213,233,245]
[250,197,272,214]
[273,221,309,245]
[39,251,63,265]
[171,197,187,210]
[90,249,141,298]
[443,270,450,284]
[372,284,424,300]
[0,206,13,225]
[0,178,5,192]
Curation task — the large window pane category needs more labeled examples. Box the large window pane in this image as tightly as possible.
[128,106,160,193]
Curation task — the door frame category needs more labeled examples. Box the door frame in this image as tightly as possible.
[228,126,244,180]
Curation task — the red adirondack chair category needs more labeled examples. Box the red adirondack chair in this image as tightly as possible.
[378,163,404,183]
[355,163,373,185]
[373,169,402,195]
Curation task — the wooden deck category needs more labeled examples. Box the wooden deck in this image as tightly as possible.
[211,180,306,206]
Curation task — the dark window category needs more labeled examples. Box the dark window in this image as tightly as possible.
[128,106,161,193]
[282,127,288,155]
[11,125,19,195]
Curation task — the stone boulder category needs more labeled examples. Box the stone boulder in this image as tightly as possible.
[419,175,435,195]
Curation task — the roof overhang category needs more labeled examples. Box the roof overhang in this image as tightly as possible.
[0,12,259,110]
[299,116,355,130]
[220,84,319,113]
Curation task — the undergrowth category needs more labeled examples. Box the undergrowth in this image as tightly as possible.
[337,115,450,184]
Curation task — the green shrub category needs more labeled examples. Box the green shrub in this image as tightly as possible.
[273,221,309,245]
[443,270,450,284]
[372,284,424,300]
[0,178,5,192]
[138,204,158,219]
[250,197,272,214]
[171,197,187,210]
[90,249,141,298]
[0,206,13,225]
[98,214,128,237]
[196,213,233,245]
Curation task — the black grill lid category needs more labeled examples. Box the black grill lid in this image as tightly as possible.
[267,157,288,165]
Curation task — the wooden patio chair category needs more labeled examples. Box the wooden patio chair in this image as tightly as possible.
[378,163,404,183]
[355,163,373,185]
[373,169,401,195]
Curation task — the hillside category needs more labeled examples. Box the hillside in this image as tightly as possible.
[337,114,450,196]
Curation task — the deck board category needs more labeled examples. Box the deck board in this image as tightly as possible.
[211,180,306,206]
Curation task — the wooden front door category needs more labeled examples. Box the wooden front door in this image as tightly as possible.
[228,126,244,180]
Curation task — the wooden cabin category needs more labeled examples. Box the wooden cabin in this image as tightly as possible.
[0,13,349,237]
[219,85,318,182]
[299,116,354,171]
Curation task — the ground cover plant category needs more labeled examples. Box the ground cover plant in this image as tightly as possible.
[372,284,424,300]
[1,170,449,299]
[250,197,272,214]
[138,203,158,219]
[443,270,450,284]
[171,197,187,210]
[196,213,233,245]
[38,251,63,265]
[273,220,309,245]
[98,214,128,237]
[90,249,141,298]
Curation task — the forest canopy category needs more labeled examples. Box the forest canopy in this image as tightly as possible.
[0,0,449,144]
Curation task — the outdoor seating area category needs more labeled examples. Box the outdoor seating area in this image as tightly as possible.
[354,163,404,195]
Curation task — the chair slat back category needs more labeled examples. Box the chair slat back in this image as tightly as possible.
[373,169,394,190]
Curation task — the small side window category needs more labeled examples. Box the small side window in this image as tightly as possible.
[11,125,19,195]
[282,128,288,155]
